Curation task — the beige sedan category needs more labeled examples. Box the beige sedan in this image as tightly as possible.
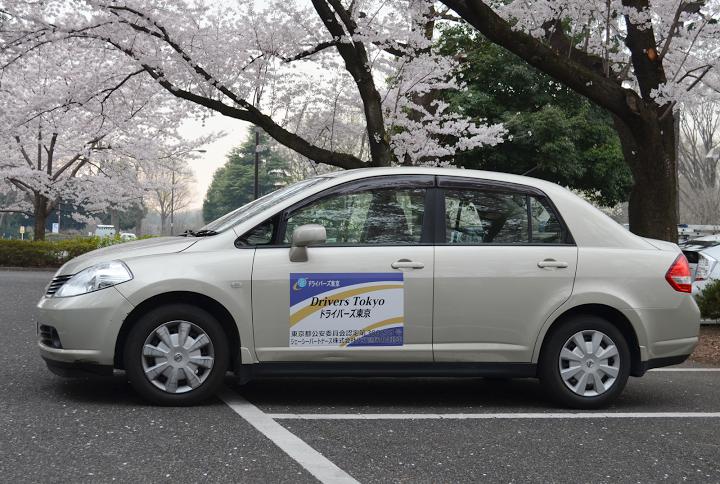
[38,168,700,408]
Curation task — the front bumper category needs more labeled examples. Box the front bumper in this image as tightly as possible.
[37,286,135,367]
[42,357,113,377]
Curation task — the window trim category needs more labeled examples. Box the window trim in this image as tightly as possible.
[235,174,575,248]
[435,176,575,246]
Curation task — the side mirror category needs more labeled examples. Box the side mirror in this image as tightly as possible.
[289,224,326,262]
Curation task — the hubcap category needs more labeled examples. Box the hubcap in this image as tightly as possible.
[141,320,215,394]
[558,330,620,397]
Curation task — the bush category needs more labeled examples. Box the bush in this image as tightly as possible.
[0,237,104,268]
[696,280,720,321]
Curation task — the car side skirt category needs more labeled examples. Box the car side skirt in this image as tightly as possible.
[234,362,538,382]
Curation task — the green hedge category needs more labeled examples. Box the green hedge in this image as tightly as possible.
[0,237,117,268]
[696,280,720,321]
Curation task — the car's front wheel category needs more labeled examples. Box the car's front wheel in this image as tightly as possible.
[124,304,229,405]
[539,315,630,409]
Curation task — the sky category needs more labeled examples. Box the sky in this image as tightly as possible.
[178,114,250,209]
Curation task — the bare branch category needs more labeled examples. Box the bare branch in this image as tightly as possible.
[13,136,34,168]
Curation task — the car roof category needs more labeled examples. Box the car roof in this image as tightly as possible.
[327,166,553,184]
[320,167,574,197]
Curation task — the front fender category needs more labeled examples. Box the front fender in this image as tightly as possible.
[115,249,256,362]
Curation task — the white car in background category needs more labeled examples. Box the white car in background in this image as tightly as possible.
[693,245,720,295]
[681,234,720,278]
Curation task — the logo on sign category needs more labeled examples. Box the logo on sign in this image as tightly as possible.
[292,277,308,291]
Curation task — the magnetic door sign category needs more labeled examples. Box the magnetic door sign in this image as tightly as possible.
[289,273,404,347]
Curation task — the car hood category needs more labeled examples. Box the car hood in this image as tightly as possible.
[57,237,199,275]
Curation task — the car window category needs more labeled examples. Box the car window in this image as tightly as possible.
[237,219,275,246]
[444,189,529,244]
[283,188,426,245]
[530,196,565,243]
[444,189,567,244]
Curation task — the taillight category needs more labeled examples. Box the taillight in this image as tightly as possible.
[665,254,692,293]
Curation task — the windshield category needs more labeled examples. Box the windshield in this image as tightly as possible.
[201,177,327,233]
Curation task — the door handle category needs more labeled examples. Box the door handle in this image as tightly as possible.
[391,259,425,270]
[537,258,568,269]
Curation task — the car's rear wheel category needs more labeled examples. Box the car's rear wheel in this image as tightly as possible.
[539,315,630,409]
[124,304,229,405]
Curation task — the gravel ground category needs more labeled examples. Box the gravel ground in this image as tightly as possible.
[690,325,720,366]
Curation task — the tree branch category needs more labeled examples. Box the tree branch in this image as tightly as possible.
[13,136,34,168]
[66,7,370,169]
[282,40,337,62]
[439,0,633,119]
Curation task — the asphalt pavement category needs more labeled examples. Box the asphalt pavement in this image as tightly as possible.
[1,269,719,483]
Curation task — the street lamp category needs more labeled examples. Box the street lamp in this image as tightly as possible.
[254,127,260,200]
[170,149,206,236]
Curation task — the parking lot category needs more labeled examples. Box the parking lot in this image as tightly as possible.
[2,269,720,483]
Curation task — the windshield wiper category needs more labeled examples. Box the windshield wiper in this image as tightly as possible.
[178,229,219,237]
[192,229,219,237]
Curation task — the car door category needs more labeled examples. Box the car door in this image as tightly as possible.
[432,176,578,362]
[251,175,435,362]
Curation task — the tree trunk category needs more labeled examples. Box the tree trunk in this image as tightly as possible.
[33,194,48,241]
[613,112,678,242]
[135,203,145,237]
[110,208,120,232]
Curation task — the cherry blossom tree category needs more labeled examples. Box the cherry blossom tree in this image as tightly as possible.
[439,0,720,241]
[0,40,210,239]
[0,0,505,174]
[145,159,195,236]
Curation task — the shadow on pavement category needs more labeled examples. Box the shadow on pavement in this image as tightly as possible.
[228,377,554,411]
[37,373,687,411]
[38,374,225,408]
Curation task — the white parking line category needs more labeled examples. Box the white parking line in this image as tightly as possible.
[220,388,359,484]
[268,412,720,420]
[651,368,720,371]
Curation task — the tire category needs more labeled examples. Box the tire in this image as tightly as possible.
[539,315,631,409]
[124,304,229,406]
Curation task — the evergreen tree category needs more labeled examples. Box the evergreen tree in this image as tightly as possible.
[439,27,632,207]
[203,132,292,222]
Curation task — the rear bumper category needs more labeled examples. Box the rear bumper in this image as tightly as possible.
[635,354,691,376]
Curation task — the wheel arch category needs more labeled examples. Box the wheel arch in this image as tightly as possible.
[536,303,644,377]
[114,291,241,371]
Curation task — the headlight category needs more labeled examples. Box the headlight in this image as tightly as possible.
[54,261,133,297]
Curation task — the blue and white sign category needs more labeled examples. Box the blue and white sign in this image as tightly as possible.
[289,273,404,347]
